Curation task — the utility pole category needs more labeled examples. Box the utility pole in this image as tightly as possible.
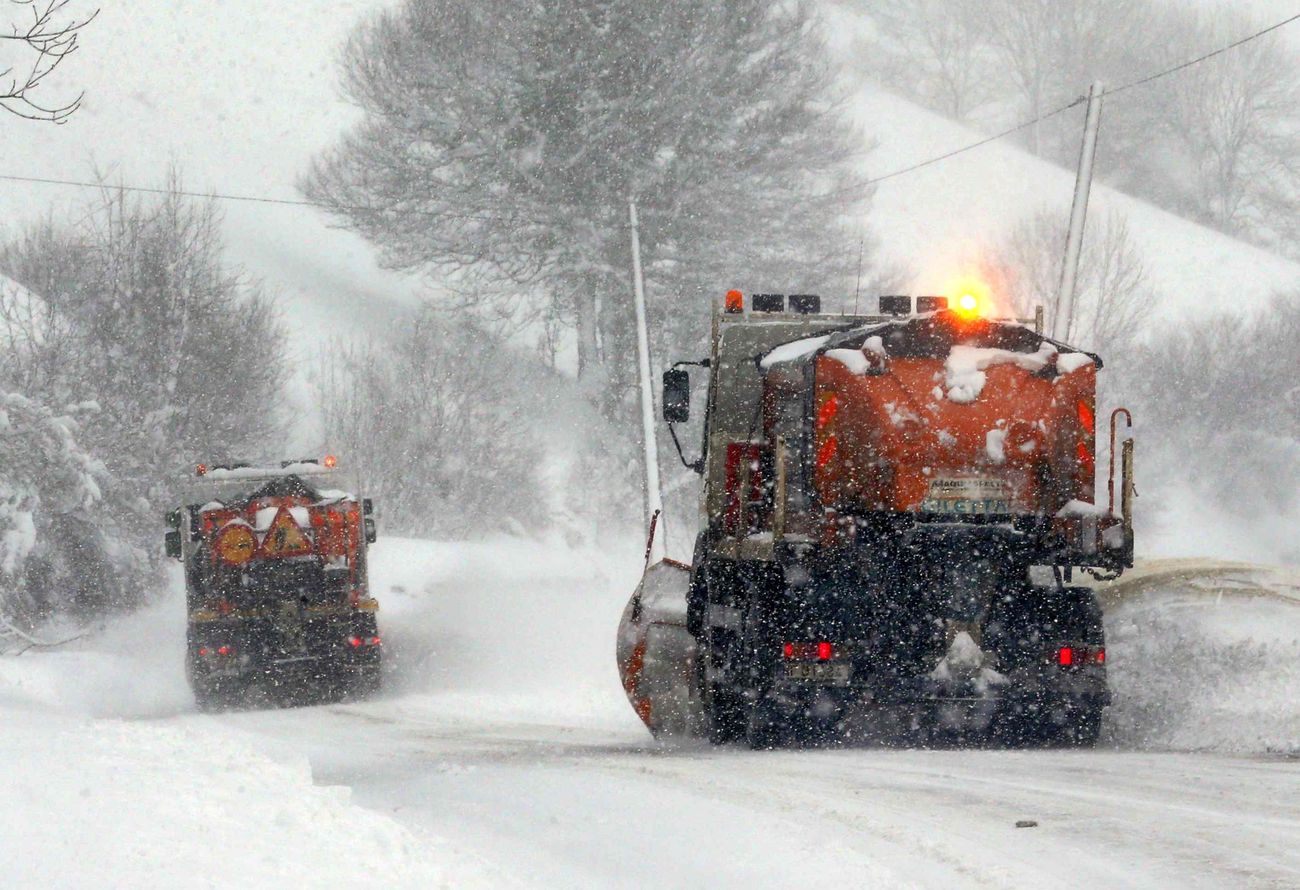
[1054,80,1105,341]
[629,199,665,563]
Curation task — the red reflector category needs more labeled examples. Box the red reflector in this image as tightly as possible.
[1077,440,1094,473]
[1095,648,1106,664]
[217,645,232,656]
[816,436,838,469]
[816,394,839,429]
[817,641,833,661]
[1077,399,1095,434]
[1058,646,1074,666]
[348,636,363,648]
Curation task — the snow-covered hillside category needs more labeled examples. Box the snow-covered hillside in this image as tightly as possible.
[821,8,1300,322]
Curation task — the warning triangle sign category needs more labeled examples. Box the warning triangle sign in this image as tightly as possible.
[258,506,313,558]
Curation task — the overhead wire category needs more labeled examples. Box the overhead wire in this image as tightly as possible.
[0,13,1297,213]
[860,11,1300,187]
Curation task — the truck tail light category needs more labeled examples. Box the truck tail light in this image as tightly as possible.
[1056,645,1104,666]
[217,645,233,657]
[348,636,363,648]
[783,642,837,661]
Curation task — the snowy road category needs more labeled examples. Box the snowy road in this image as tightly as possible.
[6,539,1300,888]
[219,699,1300,889]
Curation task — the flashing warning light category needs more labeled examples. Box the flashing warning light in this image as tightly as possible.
[957,293,979,314]
[724,289,744,313]
[322,454,338,469]
[214,524,257,566]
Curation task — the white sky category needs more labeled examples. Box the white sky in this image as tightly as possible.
[0,0,417,339]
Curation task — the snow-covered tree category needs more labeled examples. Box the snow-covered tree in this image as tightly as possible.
[303,0,871,391]
[0,390,104,630]
[0,178,287,614]
[313,305,546,538]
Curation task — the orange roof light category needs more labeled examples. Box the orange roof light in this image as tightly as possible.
[957,293,979,315]
[322,454,338,469]
[724,289,744,313]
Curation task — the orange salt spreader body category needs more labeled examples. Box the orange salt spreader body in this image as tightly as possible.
[619,295,1136,749]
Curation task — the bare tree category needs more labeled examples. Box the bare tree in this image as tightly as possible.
[1157,9,1300,252]
[859,0,995,121]
[997,205,1150,354]
[0,0,96,123]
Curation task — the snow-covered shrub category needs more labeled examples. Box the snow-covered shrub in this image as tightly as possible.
[0,392,106,628]
[0,179,288,617]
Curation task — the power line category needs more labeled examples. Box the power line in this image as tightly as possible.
[865,96,1087,186]
[1105,12,1300,98]
[0,172,536,223]
[3,12,1299,214]
[862,11,1300,187]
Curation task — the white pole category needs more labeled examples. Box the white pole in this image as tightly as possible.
[629,199,665,564]
[1055,80,1105,342]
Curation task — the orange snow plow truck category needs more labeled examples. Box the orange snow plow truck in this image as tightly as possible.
[164,458,380,710]
[619,292,1135,748]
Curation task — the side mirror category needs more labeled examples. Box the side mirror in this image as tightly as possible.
[364,517,377,544]
[662,369,690,423]
[164,531,183,560]
[165,509,181,529]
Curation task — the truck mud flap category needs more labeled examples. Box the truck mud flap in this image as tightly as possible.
[616,559,706,740]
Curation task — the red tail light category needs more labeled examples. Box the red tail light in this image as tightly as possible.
[783,642,838,661]
[217,645,233,657]
[198,646,210,657]
[1056,645,1104,666]
[348,636,363,648]
[369,636,381,646]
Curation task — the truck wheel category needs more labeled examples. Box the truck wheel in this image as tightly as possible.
[705,684,746,745]
[1049,700,1103,747]
[744,699,787,750]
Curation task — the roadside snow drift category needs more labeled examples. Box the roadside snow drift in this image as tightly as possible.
[0,710,474,889]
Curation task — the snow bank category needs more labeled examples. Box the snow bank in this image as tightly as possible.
[1102,563,1300,754]
[0,708,469,888]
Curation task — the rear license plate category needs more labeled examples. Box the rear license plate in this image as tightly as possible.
[785,662,851,684]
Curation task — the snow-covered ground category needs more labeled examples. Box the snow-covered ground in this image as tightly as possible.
[3,538,1298,887]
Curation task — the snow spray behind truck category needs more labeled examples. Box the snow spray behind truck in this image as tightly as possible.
[164,458,380,709]
[618,291,1135,748]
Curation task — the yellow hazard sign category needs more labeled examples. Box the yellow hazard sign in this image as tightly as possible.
[259,506,312,558]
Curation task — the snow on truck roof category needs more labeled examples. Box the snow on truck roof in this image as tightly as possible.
[759,310,1100,372]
